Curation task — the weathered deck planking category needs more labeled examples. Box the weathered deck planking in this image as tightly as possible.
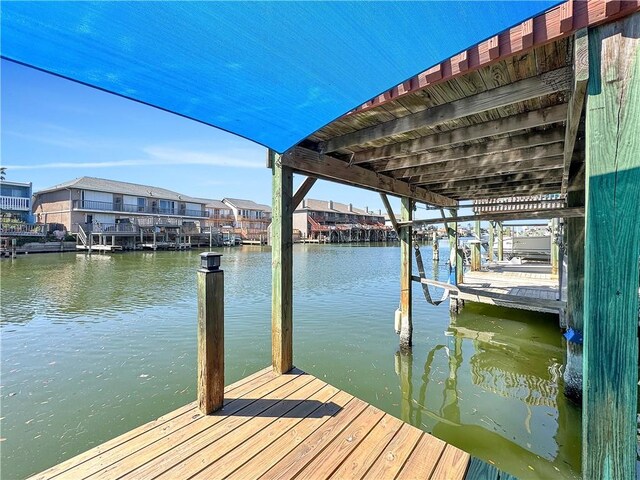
[457,268,563,314]
[29,368,475,480]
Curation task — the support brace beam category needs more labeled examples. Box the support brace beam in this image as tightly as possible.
[281,147,456,207]
[562,29,589,194]
[292,176,317,210]
[379,193,399,233]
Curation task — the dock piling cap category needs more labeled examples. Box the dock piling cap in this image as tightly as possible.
[200,252,222,271]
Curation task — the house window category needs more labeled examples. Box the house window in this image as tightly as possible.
[137,197,145,212]
[159,200,174,214]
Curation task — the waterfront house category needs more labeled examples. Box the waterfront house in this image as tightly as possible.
[32,177,209,250]
[222,197,271,242]
[293,198,388,242]
[201,199,235,230]
[0,179,33,223]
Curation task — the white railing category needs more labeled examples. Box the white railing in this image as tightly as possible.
[0,196,31,211]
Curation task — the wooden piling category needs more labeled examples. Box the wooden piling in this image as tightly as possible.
[432,231,439,261]
[270,149,294,373]
[488,222,494,263]
[550,218,559,277]
[197,260,224,414]
[471,220,481,271]
[583,14,639,480]
[11,238,17,258]
[497,222,503,261]
[399,197,413,350]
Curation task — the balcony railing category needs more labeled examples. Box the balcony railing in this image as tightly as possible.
[89,222,138,233]
[0,222,45,236]
[0,195,31,211]
[73,200,207,217]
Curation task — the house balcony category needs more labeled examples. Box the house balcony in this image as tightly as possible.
[0,195,31,212]
[72,200,208,218]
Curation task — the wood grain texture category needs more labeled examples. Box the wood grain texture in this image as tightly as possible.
[351,105,567,164]
[583,13,640,480]
[361,424,423,479]
[430,444,471,480]
[323,67,570,152]
[562,28,589,193]
[400,197,413,350]
[282,147,457,207]
[373,130,565,173]
[396,432,447,479]
[463,457,499,480]
[29,369,476,480]
[271,150,294,374]
[197,269,224,414]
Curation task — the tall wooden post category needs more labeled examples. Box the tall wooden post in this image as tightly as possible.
[497,222,504,261]
[583,14,639,480]
[271,150,294,373]
[550,218,559,277]
[197,253,224,414]
[432,231,439,261]
[564,188,584,403]
[447,209,462,313]
[488,222,494,263]
[399,197,413,350]
[471,220,481,271]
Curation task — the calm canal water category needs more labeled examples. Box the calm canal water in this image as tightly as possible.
[1,244,580,479]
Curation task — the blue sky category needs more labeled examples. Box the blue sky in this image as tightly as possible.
[2,59,413,215]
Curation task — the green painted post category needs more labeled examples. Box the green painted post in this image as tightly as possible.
[583,14,640,480]
[399,197,413,350]
[550,219,559,277]
[497,222,504,261]
[471,220,481,271]
[270,150,294,374]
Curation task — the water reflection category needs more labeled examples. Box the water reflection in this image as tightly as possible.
[394,307,581,479]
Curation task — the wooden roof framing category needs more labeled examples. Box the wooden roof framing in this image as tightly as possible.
[281,0,639,207]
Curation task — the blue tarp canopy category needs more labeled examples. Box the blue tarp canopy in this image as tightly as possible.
[1,1,559,153]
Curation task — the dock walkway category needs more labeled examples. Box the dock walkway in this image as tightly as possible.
[457,264,563,315]
[29,367,479,480]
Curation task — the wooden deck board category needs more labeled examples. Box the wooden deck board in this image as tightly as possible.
[459,270,562,314]
[29,368,473,480]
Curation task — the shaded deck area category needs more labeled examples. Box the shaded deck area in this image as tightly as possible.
[30,367,481,480]
[457,264,563,315]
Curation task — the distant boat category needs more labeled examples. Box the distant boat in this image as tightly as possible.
[494,235,551,261]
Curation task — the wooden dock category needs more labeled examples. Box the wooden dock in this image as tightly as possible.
[28,367,481,480]
[456,264,564,315]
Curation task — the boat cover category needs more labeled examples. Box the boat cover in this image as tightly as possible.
[1,1,559,152]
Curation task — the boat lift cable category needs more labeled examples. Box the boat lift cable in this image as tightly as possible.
[413,241,452,306]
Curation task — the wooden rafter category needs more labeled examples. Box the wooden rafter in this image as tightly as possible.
[410,156,564,185]
[418,168,563,191]
[398,207,584,226]
[280,147,457,207]
[371,131,564,173]
[439,183,561,199]
[321,67,571,153]
[391,143,564,179]
[562,29,589,194]
[352,105,567,165]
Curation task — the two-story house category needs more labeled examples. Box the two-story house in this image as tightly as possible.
[293,198,388,243]
[0,180,33,223]
[222,198,272,242]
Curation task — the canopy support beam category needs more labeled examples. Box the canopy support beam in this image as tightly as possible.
[281,147,456,207]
